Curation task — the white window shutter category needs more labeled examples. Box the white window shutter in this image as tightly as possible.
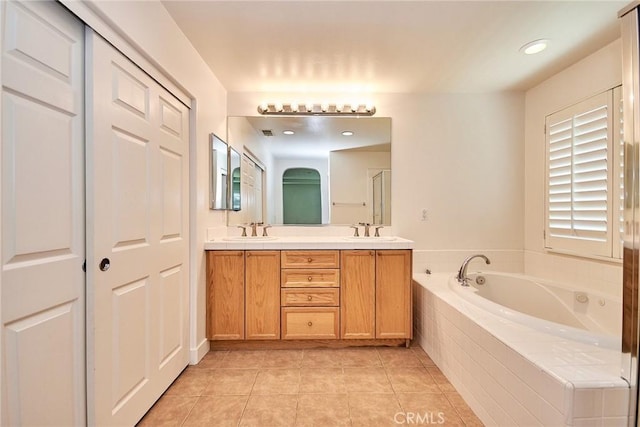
[545,91,614,258]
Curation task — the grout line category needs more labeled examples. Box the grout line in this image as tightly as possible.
[155,347,483,426]
[179,395,201,427]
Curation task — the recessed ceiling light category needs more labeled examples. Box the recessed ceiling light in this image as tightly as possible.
[283,130,295,135]
[519,39,549,55]
[342,131,354,136]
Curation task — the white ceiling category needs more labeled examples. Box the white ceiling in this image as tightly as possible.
[163,0,626,94]
[234,116,391,159]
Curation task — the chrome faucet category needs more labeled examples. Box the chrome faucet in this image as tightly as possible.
[457,254,491,286]
[250,222,263,237]
[359,222,371,237]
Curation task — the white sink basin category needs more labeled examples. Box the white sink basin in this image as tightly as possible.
[343,236,397,241]
[222,236,279,241]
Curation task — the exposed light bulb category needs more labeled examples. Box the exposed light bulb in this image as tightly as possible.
[291,103,299,112]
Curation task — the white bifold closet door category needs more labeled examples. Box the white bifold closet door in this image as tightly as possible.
[1,1,86,425]
[86,31,190,426]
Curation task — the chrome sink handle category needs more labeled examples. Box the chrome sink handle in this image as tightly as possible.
[262,225,272,237]
[350,225,360,237]
[237,225,248,237]
[374,226,384,237]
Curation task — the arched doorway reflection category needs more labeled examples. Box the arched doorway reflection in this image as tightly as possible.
[282,168,321,224]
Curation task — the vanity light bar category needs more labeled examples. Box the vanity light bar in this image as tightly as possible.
[257,102,376,116]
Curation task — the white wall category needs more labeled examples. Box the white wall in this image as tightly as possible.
[329,150,391,224]
[524,39,623,296]
[65,0,228,362]
[229,91,525,272]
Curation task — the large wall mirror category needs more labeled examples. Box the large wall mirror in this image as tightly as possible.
[227,116,391,226]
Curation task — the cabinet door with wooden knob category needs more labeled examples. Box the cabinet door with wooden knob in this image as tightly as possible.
[376,250,412,339]
[206,251,245,340]
[246,250,280,340]
[340,250,375,339]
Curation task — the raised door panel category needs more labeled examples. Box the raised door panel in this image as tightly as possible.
[207,251,245,340]
[375,250,412,339]
[246,250,280,340]
[340,250,375,339]
[1,1,85,425]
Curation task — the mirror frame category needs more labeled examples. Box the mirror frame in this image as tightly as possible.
[229,147,241,211]
[210,133,229,210]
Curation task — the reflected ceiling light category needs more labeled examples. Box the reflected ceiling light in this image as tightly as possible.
[257,102,376,116]
[283,130,295,135]
[342,131,354,136]
[519,39,549,55]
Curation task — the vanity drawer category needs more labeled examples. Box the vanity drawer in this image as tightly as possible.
[281,269,340,288]
[281,307,339,339]
[281,250,340,269]
[281,288,340,307]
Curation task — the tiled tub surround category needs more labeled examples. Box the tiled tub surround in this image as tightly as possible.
[413,273,629,426]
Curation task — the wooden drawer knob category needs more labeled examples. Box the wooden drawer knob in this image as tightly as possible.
[307,295,313,301]
[307,257,312,263]
[307,321,313,327]
[307,276,313,281]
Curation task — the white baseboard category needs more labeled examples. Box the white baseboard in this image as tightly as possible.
[190,338,210,365]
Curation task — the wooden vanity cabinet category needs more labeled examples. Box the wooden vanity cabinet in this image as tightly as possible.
[206,248,412,343]
[206,250,280,340]
[206,251,245,340]
[340,250,376,339]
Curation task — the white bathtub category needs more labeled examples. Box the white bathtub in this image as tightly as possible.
[413,272,629,426]
[449,272,621,349]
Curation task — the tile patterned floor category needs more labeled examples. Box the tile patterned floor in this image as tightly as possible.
[138,345,484,426]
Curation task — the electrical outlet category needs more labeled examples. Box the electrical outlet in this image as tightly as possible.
[421,209,428,221]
